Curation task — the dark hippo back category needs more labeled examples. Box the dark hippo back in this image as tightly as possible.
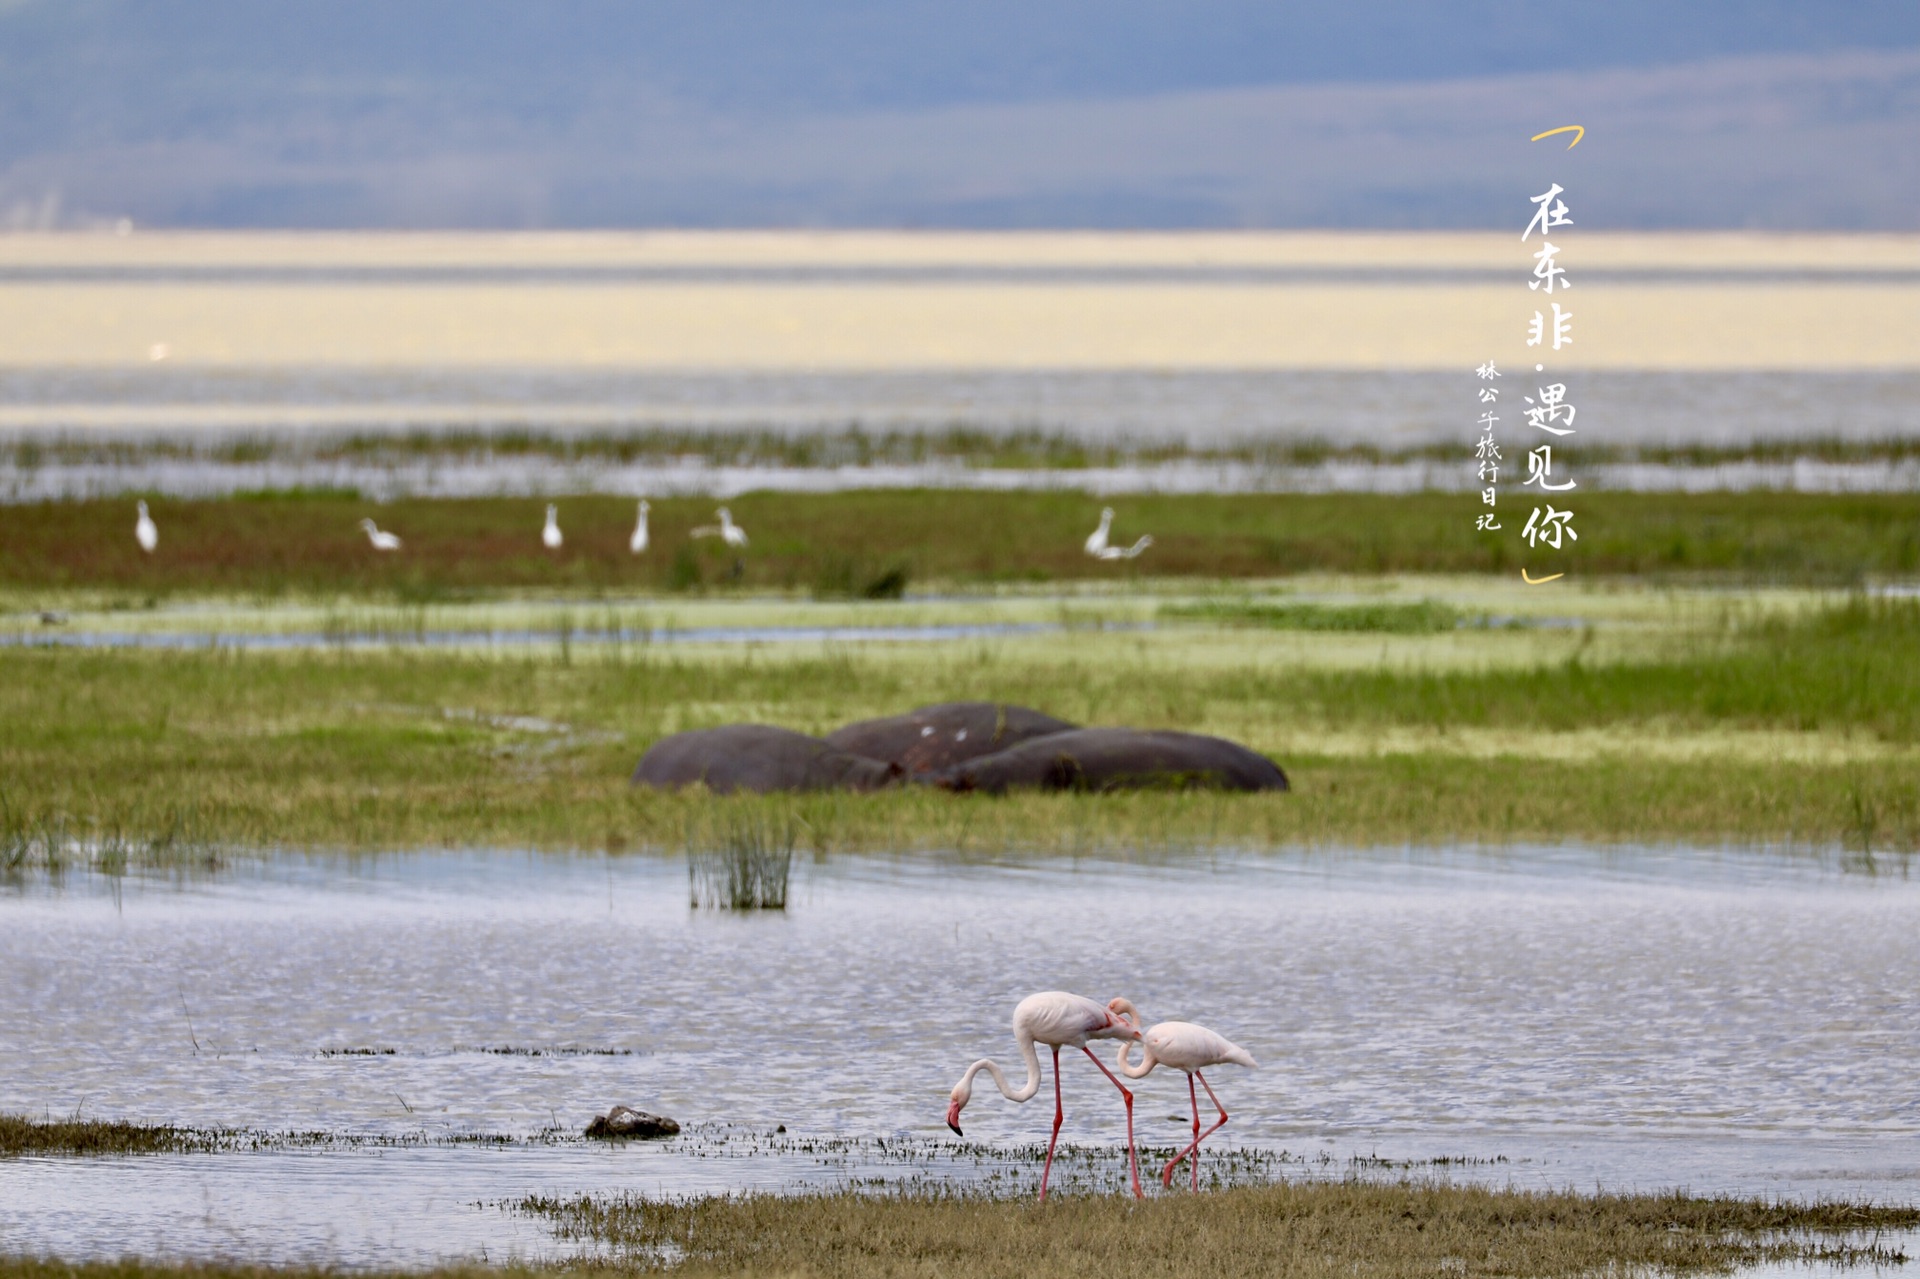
[930,728,1287,794]
[825,701,1077,774]
[631,724,900,794]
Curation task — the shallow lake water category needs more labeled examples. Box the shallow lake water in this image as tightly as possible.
[4,846,1918,1267]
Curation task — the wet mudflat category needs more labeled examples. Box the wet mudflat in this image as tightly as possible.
[3,847,1917,1266]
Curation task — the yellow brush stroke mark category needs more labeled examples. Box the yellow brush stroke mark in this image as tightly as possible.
[1521,569,1567,585]
[1530,125,1584,149]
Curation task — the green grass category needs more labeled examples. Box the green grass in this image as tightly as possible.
[1161,599,1463,633]
[2,489,1916,596]
[524,1182,1920,1279]
[1,594,1916,857]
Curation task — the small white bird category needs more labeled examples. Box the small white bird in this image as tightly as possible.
[1084,507,1114,557]
[359,518,402,551]
[134,500,158,553]
[542,504,563,550]
[1108,998,1255,1192]
[690,506,748,548]
[629,500,650,554]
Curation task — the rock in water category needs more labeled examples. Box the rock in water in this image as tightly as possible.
[585,1105,681,1139]
[630,724,901,794]
[825,702,1077,774]
[929,728,1289,794]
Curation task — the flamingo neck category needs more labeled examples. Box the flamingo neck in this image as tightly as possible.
[962,1030,1043,1104]
[1107,998,1156,1079]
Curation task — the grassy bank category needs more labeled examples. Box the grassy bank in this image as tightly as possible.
[3,489,1916,596]
[529,1182,1918,1279]
[2,593,1916,857]
[2,1183,1912,1279]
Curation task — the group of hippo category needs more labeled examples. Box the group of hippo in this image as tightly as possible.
[631,701,1288,795]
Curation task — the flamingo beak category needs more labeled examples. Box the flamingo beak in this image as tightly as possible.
[945,1097,964,1136]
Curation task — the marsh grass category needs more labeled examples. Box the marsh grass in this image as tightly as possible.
[687,812,795,910]
[3,489,1916,596]
[524,1181,1920,1279]
[1161,599,1462,633]
[2,597,1916,857]
[12,426,1920,475]
[0,1114,219,1157]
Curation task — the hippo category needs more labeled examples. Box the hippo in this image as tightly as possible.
[631,725,901,794]
[927,728,1288,794]
[825,701,1078,774]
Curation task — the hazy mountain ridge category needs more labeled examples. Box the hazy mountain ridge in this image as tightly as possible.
[0,3,1915,228]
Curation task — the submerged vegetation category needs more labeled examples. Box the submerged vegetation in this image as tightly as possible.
[525,1181,1920,1279]
[2,487,1916,595]
[687,812,796,910]
[1,592,1916,857]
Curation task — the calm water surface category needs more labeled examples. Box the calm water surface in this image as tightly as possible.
[3,847,1917,1266]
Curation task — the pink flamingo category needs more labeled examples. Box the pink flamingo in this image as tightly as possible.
[945,990,1146,1201]
[1109,997,1255,1191]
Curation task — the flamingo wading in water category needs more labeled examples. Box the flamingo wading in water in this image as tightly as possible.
[946,990,1145,1201]
[1109,997,1255,1191]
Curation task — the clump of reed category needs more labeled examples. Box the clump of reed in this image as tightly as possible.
[1,791,223,874]
[686,811,796,910]
[0,1113,220,1158]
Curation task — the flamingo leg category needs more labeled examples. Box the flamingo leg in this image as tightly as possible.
[1039,1045,1064,1203]
[1191,1071,1202,1193]
[1190,1067,1236,1182]
[1079,1044,1142,1199]
[1152,1067,1228,1182]
[1161,1072,1204,1189]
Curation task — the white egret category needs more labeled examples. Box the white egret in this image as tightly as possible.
[359,518,402,551]
[134,500,158,553]
[542,504,563,550]
[1083,507,1114,557]
[690,506,748,548]
[629,500,650,554]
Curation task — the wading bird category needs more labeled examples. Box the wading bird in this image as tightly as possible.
[1084,508,1115,557]
[946,990,1144,1201]
[1084,508,1151,560]
[1108,998,1254,1191]
[690,506,748,548]
[542,504,563,550]
[359,518,402,551]
[629,500,650,554]
[134,500,158,553]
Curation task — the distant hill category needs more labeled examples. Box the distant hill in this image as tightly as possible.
[1,1,1916,229]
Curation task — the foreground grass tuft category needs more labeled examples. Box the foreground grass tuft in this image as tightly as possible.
[525,1182,1920,1278]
